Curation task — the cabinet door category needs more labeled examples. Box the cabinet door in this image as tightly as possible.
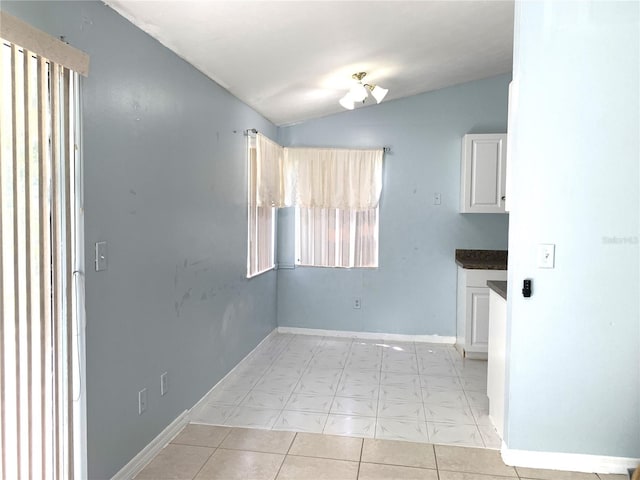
[467,287,490,351]
[460,134,507,213]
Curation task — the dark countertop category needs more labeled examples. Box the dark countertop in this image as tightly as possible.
[455,249,508,270]
[487,280,507,300]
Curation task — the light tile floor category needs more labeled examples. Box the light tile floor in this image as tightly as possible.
[135,425,627,480]
[190,332,499,448]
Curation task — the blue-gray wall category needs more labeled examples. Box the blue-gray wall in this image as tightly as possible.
[2,2,278,478]
[277,75,511,336]
[505,1,639,460]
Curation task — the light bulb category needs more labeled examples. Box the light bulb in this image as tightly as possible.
[349,83,368,102]
[339,92,355,110]
[370,85,389,103]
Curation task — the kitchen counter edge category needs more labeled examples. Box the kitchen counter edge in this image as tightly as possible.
[455,249,508,270]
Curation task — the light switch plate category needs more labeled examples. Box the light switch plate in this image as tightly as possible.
[95,241,107,271]
[433,192,442,205]
[138,388,147,415]
[160,372,168,396]
[537,244,555,268]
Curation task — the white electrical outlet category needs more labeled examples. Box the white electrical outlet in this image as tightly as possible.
[433,192,442,205]
[354,298,361,309]
[138,388,147,415]
[160,372,168,396]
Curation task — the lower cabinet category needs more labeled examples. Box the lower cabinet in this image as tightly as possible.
[456,267,507,359]
[487,288,507,440]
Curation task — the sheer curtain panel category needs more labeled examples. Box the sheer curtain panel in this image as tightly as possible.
[0,11,88,480]
[288,147,383,268]
[256,133,285,207]
[285,147,383,209]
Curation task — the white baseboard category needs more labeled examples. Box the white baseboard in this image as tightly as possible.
[501,444,639,475]
[111,409,189,480]
[190,327,279,416]
[111,327,279,480]
[277,326,455,344]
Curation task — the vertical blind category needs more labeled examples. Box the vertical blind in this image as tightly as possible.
[247,137,275,277]
[296,207,379,268]
[0,36,80,480]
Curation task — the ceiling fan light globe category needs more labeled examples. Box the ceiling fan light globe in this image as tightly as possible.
[339,93,355,110]
[349,83,368,102]
[370,85,389,103]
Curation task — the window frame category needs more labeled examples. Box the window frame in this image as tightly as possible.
[246,137,276,278]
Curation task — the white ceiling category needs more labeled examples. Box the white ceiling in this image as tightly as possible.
[105,1,515,126]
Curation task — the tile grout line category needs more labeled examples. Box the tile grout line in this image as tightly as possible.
[374,341,383,440]
[356,434,365,479]
[273,430,297,480]
[282,335,335,434]
[432,443,441,480]
[188,445,217,480]
[418,353,431,444]
[220,333,294,428]
[324,338,352,434]
[240,333,313,431]
[270,334,304,426]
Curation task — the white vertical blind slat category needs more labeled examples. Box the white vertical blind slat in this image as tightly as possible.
[10,42,24,480]
[0,37,6,480]
[23,46,34,480]
[62,68,74,479]
[51,60,63,480]
[37,54,55,480]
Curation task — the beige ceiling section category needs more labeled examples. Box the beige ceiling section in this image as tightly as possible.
[104,1,513,125]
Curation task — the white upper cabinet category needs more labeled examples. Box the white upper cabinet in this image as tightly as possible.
[460,134,508,213]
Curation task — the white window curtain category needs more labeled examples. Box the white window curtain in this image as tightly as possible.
[1,11,88,480]
[284,147,383,209]
[287,147,383,268]
[255,133,285,207]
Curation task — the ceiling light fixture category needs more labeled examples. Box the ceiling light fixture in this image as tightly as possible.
[339,72,389,110]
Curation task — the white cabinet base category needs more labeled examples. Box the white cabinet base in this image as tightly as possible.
[487,289,507,439]
[456,267,507,359]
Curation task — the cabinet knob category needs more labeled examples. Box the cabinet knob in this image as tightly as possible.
[501,195,506,201]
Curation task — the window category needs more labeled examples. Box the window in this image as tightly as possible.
[246,135,276,277]
[295,207,379,268]
[246,136,383,272]
[287,147,383,269]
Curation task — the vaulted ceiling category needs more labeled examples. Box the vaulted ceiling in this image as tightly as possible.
[105,1,514,126]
